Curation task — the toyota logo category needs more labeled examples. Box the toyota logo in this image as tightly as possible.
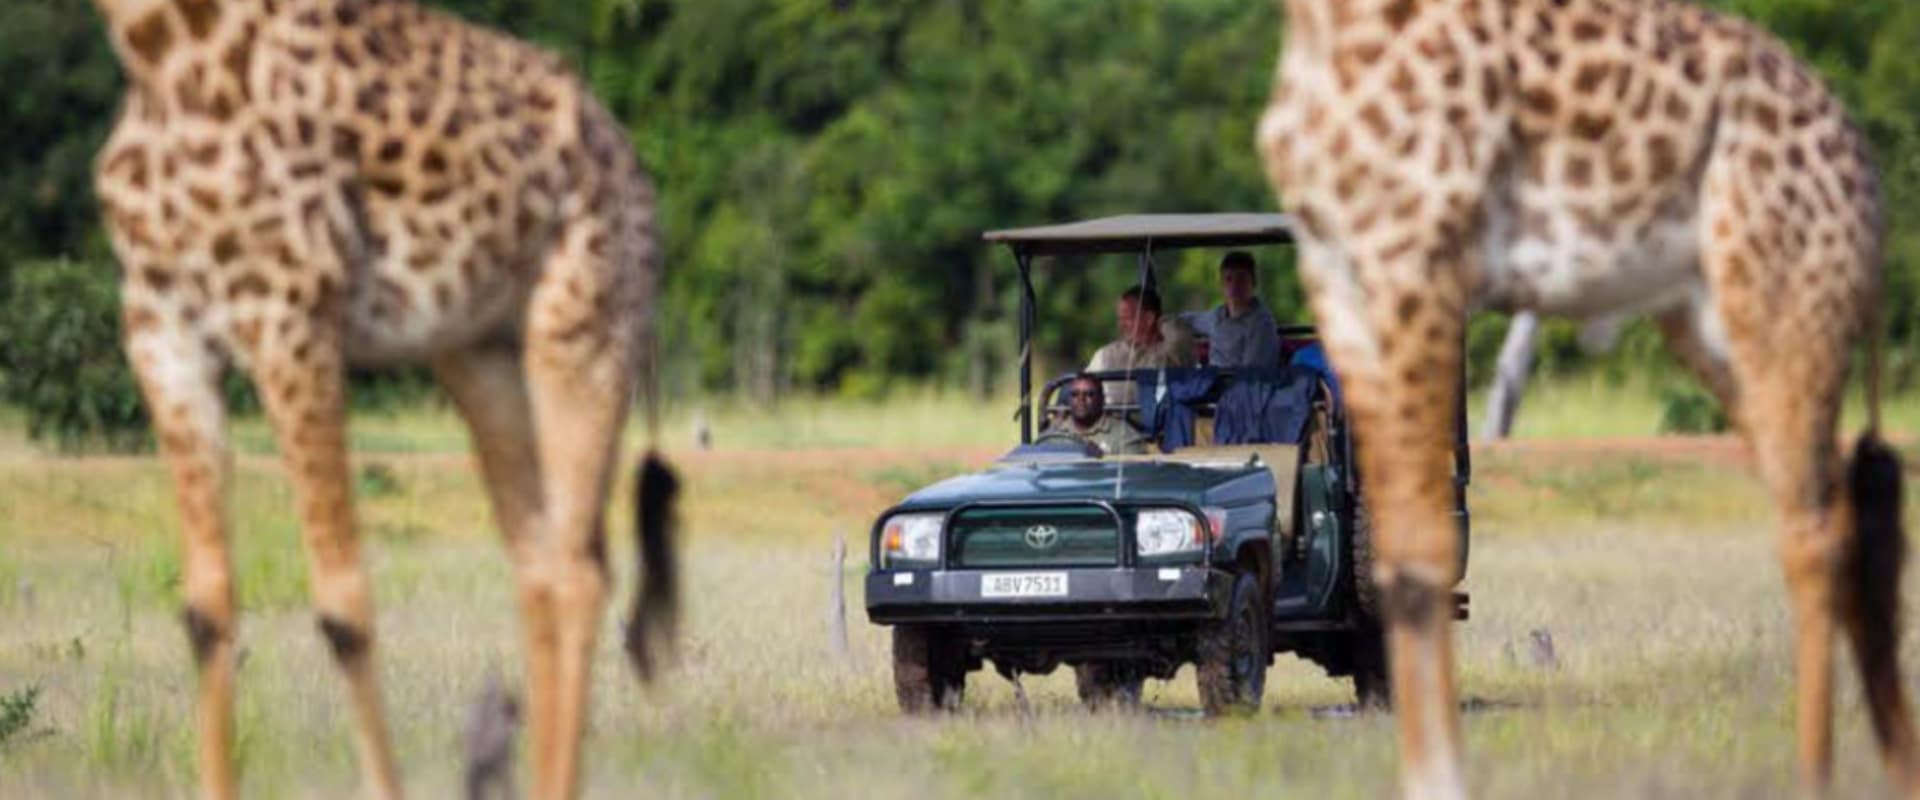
[1024,524,1060,550]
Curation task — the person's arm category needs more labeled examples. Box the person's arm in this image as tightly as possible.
[1117,426,1154,455]
[1161,319,1199,367]
[1087,343,1112,372]
[1088,344,1133,402]
[1176,309,1216,338]
[1250,307,1283,367]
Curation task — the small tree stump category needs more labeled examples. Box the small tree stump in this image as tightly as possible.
[829,531,850,657]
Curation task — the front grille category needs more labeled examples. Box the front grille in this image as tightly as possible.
[949,506,1119,568]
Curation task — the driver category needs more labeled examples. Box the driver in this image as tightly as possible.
[1052,373,1149,456]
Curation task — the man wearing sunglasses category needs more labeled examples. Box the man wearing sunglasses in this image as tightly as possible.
[1055,373,1149,456]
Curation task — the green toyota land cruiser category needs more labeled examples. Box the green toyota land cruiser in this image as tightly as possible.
[864,213,1470,715]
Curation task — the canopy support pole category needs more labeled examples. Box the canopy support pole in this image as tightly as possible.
[1017,249,1037,443]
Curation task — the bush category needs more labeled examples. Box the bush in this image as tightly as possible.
[0,685,41,750]
[345,367,438,412]
[1657,382,1730,434]
[0,259,149,451]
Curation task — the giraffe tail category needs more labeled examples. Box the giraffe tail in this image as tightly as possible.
[623,450,680,681]
[1844,431,1918,768]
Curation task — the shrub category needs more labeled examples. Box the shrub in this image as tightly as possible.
[345,367,438,412]
[0,259,149,451]
[0,685,41,750]
[1657,382,1730,434]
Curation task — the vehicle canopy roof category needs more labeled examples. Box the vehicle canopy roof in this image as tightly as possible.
[983,213,1294,256]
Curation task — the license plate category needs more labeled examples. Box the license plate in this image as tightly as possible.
[980,572,1068,599]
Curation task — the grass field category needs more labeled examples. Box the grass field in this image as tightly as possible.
[4,372,1890,458]
[4,383,1920,797]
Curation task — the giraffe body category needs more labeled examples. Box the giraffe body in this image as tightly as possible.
[1262,0,1914,797]
[89,1,673,798]
[96,0,654,372]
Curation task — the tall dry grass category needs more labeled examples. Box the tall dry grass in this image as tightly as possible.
[3,384,1920,797]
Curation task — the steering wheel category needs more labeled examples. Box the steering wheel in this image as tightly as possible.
[1033,429,1093,447]
[1035,416,1154,453]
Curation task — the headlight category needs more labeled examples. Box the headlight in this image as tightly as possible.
[1135,508,1223,558]
[1135,509,1204,557]
[880,512,944,568]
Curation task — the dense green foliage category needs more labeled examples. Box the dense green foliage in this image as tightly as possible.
[596,0,1288,399]
[0,2,120,288]
[4,0,1920,440]
[0,260,149,451]
[0,685,42,751]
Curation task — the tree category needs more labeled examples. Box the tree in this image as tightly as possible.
[6,0,1919,412]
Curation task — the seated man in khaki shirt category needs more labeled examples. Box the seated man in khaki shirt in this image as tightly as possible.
[1051,373,1149,456]
[1085,285,1195,407]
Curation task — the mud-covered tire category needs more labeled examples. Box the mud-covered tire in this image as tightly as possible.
[1197,571,1269,715]
[1074,662,1145,709]
[1350,625,1392,709]
[1351,498,1380,618]
[893,625,966,713]
[1345,493,1392,708]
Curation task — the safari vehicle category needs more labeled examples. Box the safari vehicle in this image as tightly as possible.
[864,213,1470,715]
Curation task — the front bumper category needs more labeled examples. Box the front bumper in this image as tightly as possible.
[864,566,1232,625]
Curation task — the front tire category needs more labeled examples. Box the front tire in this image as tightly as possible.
[1351,498,1380,618]
[1350,625,1392,708]
[893,625,966,713]
[1074,661,1145,709]
[1347,494,1392,708]
[1197,571,1269,715]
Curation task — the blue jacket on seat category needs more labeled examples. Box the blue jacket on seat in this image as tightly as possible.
[1288,343,1341,408]
[1214,367,1317,446]
[1132,369,1222,453]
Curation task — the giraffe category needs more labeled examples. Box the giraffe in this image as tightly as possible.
[1259,0,1916,797]
[87,0,679,797]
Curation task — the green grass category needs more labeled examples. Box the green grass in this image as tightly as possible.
[4,383,1920,797]
[194,385,1021,457]
[1465,371,1920,440]
[5,477,1907,798]
[1468,454,1770,529]
[658,387,1022,451]
[9,373,1920,457]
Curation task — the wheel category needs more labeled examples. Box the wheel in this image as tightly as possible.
[1074,661,1145,709]
[1350,626,1392,709]
[893,625,966,713]
[1351,497,1380,618]
[1343,492,1393,707]
[1033,430,1093,447]
[1196,571,1269,715]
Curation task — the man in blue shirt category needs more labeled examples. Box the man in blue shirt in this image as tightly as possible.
[1180,251,1281,369]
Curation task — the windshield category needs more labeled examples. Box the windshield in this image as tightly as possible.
[1009,243,1307,446]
